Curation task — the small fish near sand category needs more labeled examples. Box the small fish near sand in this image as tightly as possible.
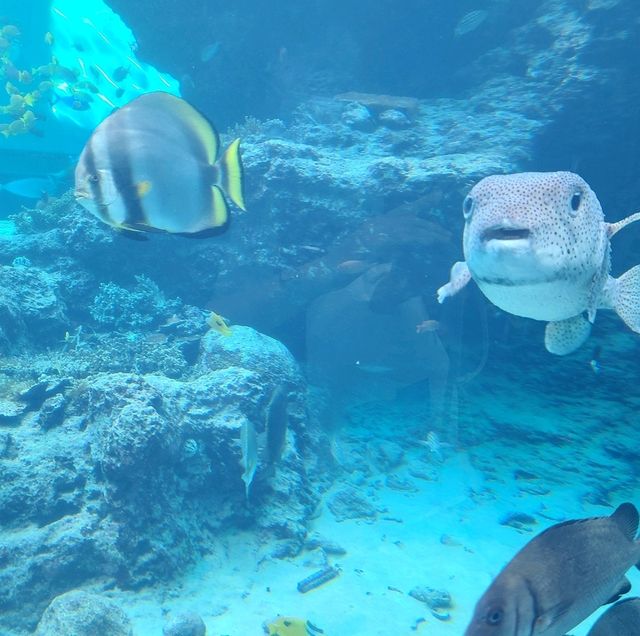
[264,616,324,636]
[74,92,246,237]
[437,172,640,355]
[586,597,640,635]
[464,503,640,636]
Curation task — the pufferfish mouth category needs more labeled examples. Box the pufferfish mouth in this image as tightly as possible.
[481,226,531,242]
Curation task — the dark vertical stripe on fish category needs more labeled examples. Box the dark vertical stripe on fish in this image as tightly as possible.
[84,137,110,223]
[105,113,147,226]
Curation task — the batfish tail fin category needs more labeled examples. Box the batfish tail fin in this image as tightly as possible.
[612,265,640,333]
[214,138,246,211]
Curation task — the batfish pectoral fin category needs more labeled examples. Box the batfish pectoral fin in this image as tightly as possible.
[544,314,591,355]
[136,180,152,197]
[436,261,472,304]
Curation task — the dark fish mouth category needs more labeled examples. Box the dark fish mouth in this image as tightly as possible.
[481,227,531,242]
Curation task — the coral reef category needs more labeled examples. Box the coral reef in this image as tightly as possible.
[0,323,321,633]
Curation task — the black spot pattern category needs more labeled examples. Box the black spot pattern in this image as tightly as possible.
[464,170,607,284]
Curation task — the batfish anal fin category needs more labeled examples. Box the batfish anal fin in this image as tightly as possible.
[437,261,472,304]
[115,226,149,241]
[544,315,591,355]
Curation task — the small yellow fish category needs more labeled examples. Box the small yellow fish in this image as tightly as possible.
[0,118,26,137]
[20,110,36,129]
[207,311,232,336]
[265,616,324,636]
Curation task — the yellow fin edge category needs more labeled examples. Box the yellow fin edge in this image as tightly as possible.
[218,138,246,211]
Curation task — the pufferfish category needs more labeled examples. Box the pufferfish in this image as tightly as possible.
[437,171,640,355]
[264,616,324,636]
[74,91,245,237]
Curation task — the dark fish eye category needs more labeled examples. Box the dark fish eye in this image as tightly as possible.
[570,190,582,213]
[463,195,475,219]
[486,608,504,625]
[89,174,99,183]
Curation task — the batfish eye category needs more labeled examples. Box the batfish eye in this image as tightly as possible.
[88,174,99,183]
[463,195,475,219]
[570,190,582,214]
[486,607,504,625]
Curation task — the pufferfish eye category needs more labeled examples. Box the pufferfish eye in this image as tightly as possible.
[570,190,582,214]
[485,607,504,625]
[463,195,475,219]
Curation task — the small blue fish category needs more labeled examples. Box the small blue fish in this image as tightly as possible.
[0,177,54,199]
[200,41,221,62]
[454,9,489,37]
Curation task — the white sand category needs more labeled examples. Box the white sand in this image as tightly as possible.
[114,432,640,635]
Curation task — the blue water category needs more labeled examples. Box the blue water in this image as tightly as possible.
[0,1,639,635]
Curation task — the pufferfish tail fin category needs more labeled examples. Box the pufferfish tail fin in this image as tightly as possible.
[609,265,640,334]
[212,138,246,211]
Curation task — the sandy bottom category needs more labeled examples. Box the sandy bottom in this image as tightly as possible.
[112,405,640,636]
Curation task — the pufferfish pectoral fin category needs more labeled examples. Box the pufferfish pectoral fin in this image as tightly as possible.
[544,314,592,355]
[437,261,472,304]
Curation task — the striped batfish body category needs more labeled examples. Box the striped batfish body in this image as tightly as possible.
[74,91,245,237]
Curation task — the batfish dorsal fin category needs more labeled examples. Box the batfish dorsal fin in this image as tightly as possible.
[611,502,639,539]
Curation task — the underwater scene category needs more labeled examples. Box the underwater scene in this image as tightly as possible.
[0,0,639,634]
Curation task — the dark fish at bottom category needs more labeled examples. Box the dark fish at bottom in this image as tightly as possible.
[465,503,640,636]
[586,597,640,635]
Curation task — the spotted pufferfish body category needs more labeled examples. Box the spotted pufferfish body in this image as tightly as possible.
[437,171,640,355]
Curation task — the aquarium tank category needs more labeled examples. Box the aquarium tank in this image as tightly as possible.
[0,0,639,634]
